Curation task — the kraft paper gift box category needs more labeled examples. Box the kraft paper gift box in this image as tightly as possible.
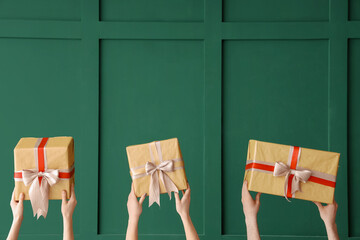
[14,137,75,218]
[126,138,188,206]
[244,140,340,203]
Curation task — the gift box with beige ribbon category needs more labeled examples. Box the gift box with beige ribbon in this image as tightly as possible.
[126,138,188,207]
[14,137,75,218]
[244,140,340,203]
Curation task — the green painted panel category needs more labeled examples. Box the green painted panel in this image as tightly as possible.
[222,40,329,235]
[100,0,203,22]
[223,0,329,22]
[0,0,80,21]
[0,0,357,239]
[0,38,82,235]
[349,39,360,237]
[98,40,204,235]
[349,0,360,21]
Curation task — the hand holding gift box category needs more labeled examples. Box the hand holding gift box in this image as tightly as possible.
[244,140,339,203]
[14,137,75,218]
[126,138,188,207]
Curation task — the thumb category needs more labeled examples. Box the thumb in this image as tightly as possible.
[242,181,248,195]
[139,194,146,205]
[62,190,67,203]
[11,190,15,203]
[255,192,261,204]
[19,193,25,204]
[313,201,322,210]
[174,192,180,202]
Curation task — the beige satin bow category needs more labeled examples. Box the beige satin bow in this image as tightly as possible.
[273,162,312,201]
[145,160,178,207]
[22,169,59,218]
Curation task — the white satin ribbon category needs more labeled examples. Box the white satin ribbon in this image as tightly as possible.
[145,160,179,207]
[22,169,60,218]
[273,162,312,201]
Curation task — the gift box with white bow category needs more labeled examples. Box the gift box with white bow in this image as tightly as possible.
[126,138,188,207]
[14,137,75,218]
[244,140,340,203]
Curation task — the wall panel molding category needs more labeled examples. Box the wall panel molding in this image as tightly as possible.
[0,0,358,239]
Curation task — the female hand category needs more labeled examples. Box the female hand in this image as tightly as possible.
[10,191,24,222]
[241,180,261,221]
[174,184,199,240]
[7,190,24,240]
[241,181,261,240]
[174,184,191,218]
[61,184,77,240]
[61,183,77,220]
[126,184,146,240]
[127,184,146,222]
[313,201,338,226]
[314,201,339,240]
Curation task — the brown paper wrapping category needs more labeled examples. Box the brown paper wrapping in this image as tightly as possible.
[244,140,340,203]
[126,138,188,198]
[14,137,74,201]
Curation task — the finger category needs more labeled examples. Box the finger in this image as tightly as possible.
[313,201,322,209]
[11,190,15,204]
[255,192,261,204]
[139,194,146,205]
[130,184,137,199]
[62,190,67,203]
[241,181,251,200]
[19,193,25,204]
[174,192,180,202]
[70,183,76,201]
[184,187,191,198]
[242,181,248,194]
[130,183,137,197]
[187,183,190,190]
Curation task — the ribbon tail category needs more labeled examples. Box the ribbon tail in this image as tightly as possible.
[29,177,50,219]
[284,172,291,202]
[39,181,50,218]
[160,171,178,200]
[28,177,41,217]
[149,172,160,207]
[291,177,301,195]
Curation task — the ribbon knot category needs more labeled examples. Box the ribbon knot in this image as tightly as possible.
[145,160,179,207]
[273,162,312,201]
[22,169,60,218]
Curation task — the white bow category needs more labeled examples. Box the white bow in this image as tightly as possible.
[145,160,179,207]
[273,162,312,201]
[22,169,59,218]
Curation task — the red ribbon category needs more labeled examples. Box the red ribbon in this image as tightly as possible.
[245,145,336,199]
[286,146,300,198]
[14,137,74,181]
[245,162,336,188]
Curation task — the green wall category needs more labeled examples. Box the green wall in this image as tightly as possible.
[0,0,359,239]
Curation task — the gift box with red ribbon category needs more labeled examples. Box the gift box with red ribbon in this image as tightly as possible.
[244,140,340,203]
[14,137,75,218]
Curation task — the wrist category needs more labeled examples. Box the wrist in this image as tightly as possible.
[13,216,23,224]
[245,216,257,226]
[324,221,336,229]
[63,215,73,224]
[179,212,190,221]
[128,216,140,224]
